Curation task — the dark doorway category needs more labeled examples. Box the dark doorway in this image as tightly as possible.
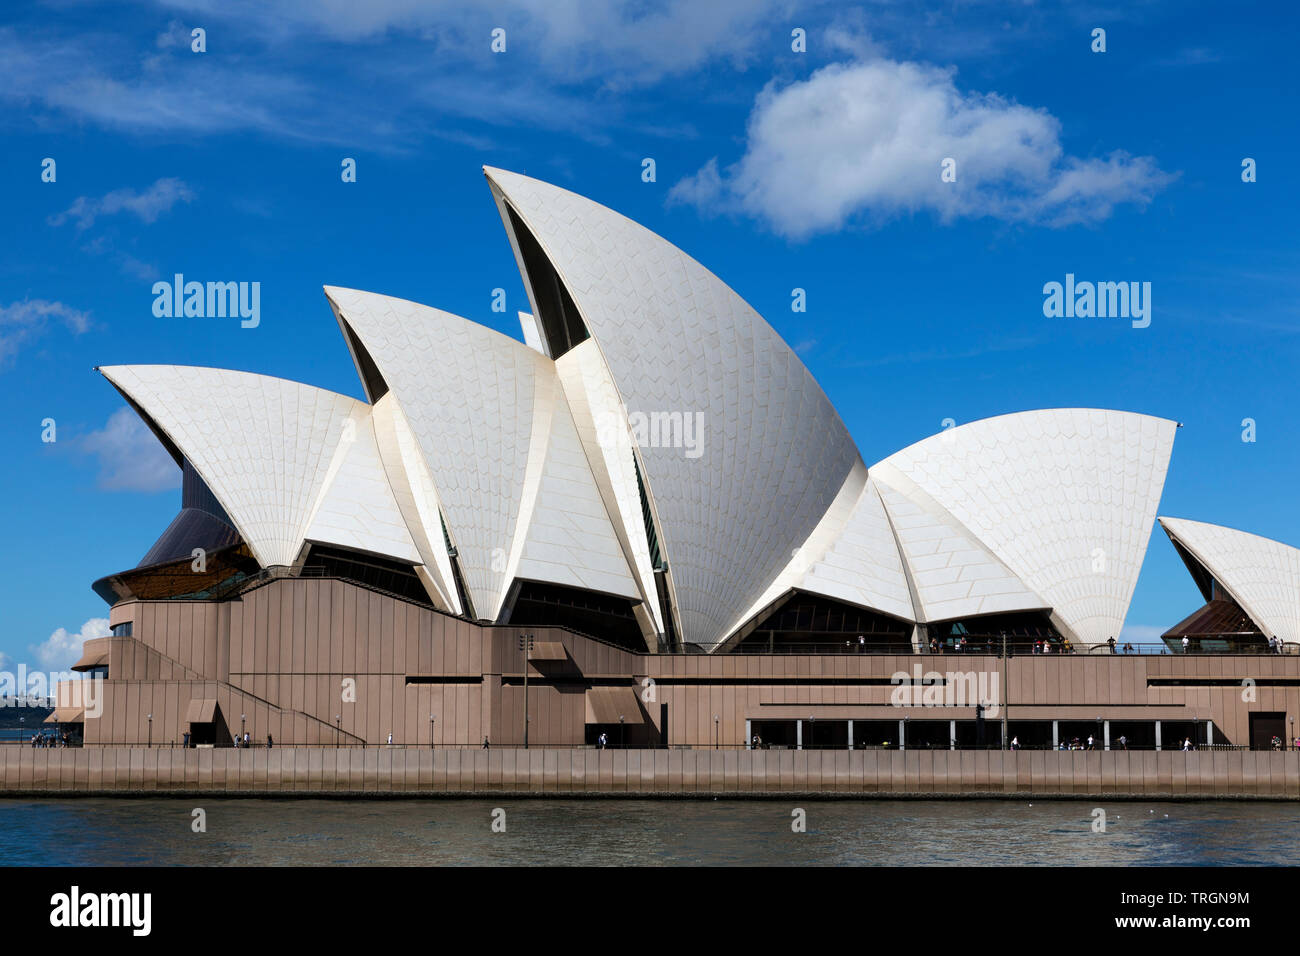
[804,719,848,750]
[189,704,232,747]
[903,720,951,749]
[750,720,797,750]
[1250,711,1287,750]
[1006,721,1054,749]
[852,720,900,750]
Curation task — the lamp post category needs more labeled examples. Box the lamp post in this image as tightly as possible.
[903,715,909,751]
[713,714,719,750]
[1291,715,1296,751]
[241,713,246,743]
[147,713,153,749]
[335,714,341,748]
[1096,716,1102,751]
[1001,631,1008,749]
[430,714,436,751]
[809,715,816,751]
[619,714,625,749]
[519,634,534,749]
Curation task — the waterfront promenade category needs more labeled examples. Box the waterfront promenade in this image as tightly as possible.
[4,747,1299,798]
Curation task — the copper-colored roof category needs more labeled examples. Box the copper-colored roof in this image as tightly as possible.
[528,641,567,661]
[585,686,643,724]
[1163,599,1261,639]
[45,706,85,723]
[184,698,219,723]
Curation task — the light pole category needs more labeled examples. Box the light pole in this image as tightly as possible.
[619,714,625,749]
[809,715,816,751]
[241,713,246,743]
[519,634,534,749]
[335,714,341,748]
[1001,631,1008,749]
[1291,715,1296,750]
[147,713,153,749]
[430,714,436,751]
[713,714,719,750]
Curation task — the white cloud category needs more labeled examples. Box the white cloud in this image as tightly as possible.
[80,407,180,492]
[30,618,110,672]
[0,299,92,365]
[49,177,195,230]
[671,58,1176,238]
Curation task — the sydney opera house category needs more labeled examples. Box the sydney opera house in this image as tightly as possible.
[51,167,1300,754]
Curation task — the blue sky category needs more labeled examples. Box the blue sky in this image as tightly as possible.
[1,0,1297,668]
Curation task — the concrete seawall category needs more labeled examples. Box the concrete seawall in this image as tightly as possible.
[4,748,1300,798]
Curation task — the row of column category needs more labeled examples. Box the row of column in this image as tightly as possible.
[742,718,1215,750]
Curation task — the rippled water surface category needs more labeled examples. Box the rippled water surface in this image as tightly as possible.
[1,798,1297,865]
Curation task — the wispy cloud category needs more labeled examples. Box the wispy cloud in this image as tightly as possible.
[0,299,91,365]
[49,177,195,230]
[29,617,110,672]
[78,408,180,492]
[838,334,1046,369]
[671,58,1177,238]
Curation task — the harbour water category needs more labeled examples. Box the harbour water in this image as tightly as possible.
[1,798,1297,866]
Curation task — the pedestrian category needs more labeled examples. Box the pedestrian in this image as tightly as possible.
[1117,734,1128,751]
[482,736,490,749]
[1107,636,1116,654]
[266,734,273,749]
[1010,736,1019,751]
[182,731,191,748]
[387,732,393,745]
[1182,737,1192,752]
[598,732,607,749]
[243,731,250,748]
[858,635,865,653]
[1182,635,1189,654]
[1087,734,1095,750]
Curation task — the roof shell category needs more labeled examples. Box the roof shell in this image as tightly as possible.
[872,408,1177,645]
[1159,516,1300,644]
[484,166,862,648]
[99,364,418,569]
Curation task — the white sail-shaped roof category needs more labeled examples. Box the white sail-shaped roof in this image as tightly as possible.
[872,474,1047,622]
[717,465,917,648]
[99,365,417,569]
[485,166,862,649]
[304,408,421,565]
[1160,517,1300,645]
[324,287,640,621]
[873,409,1177,646]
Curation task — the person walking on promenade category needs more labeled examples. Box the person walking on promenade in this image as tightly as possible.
[483,736,490,749]
[267,734,273,749]
[1182,636,1190,654]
